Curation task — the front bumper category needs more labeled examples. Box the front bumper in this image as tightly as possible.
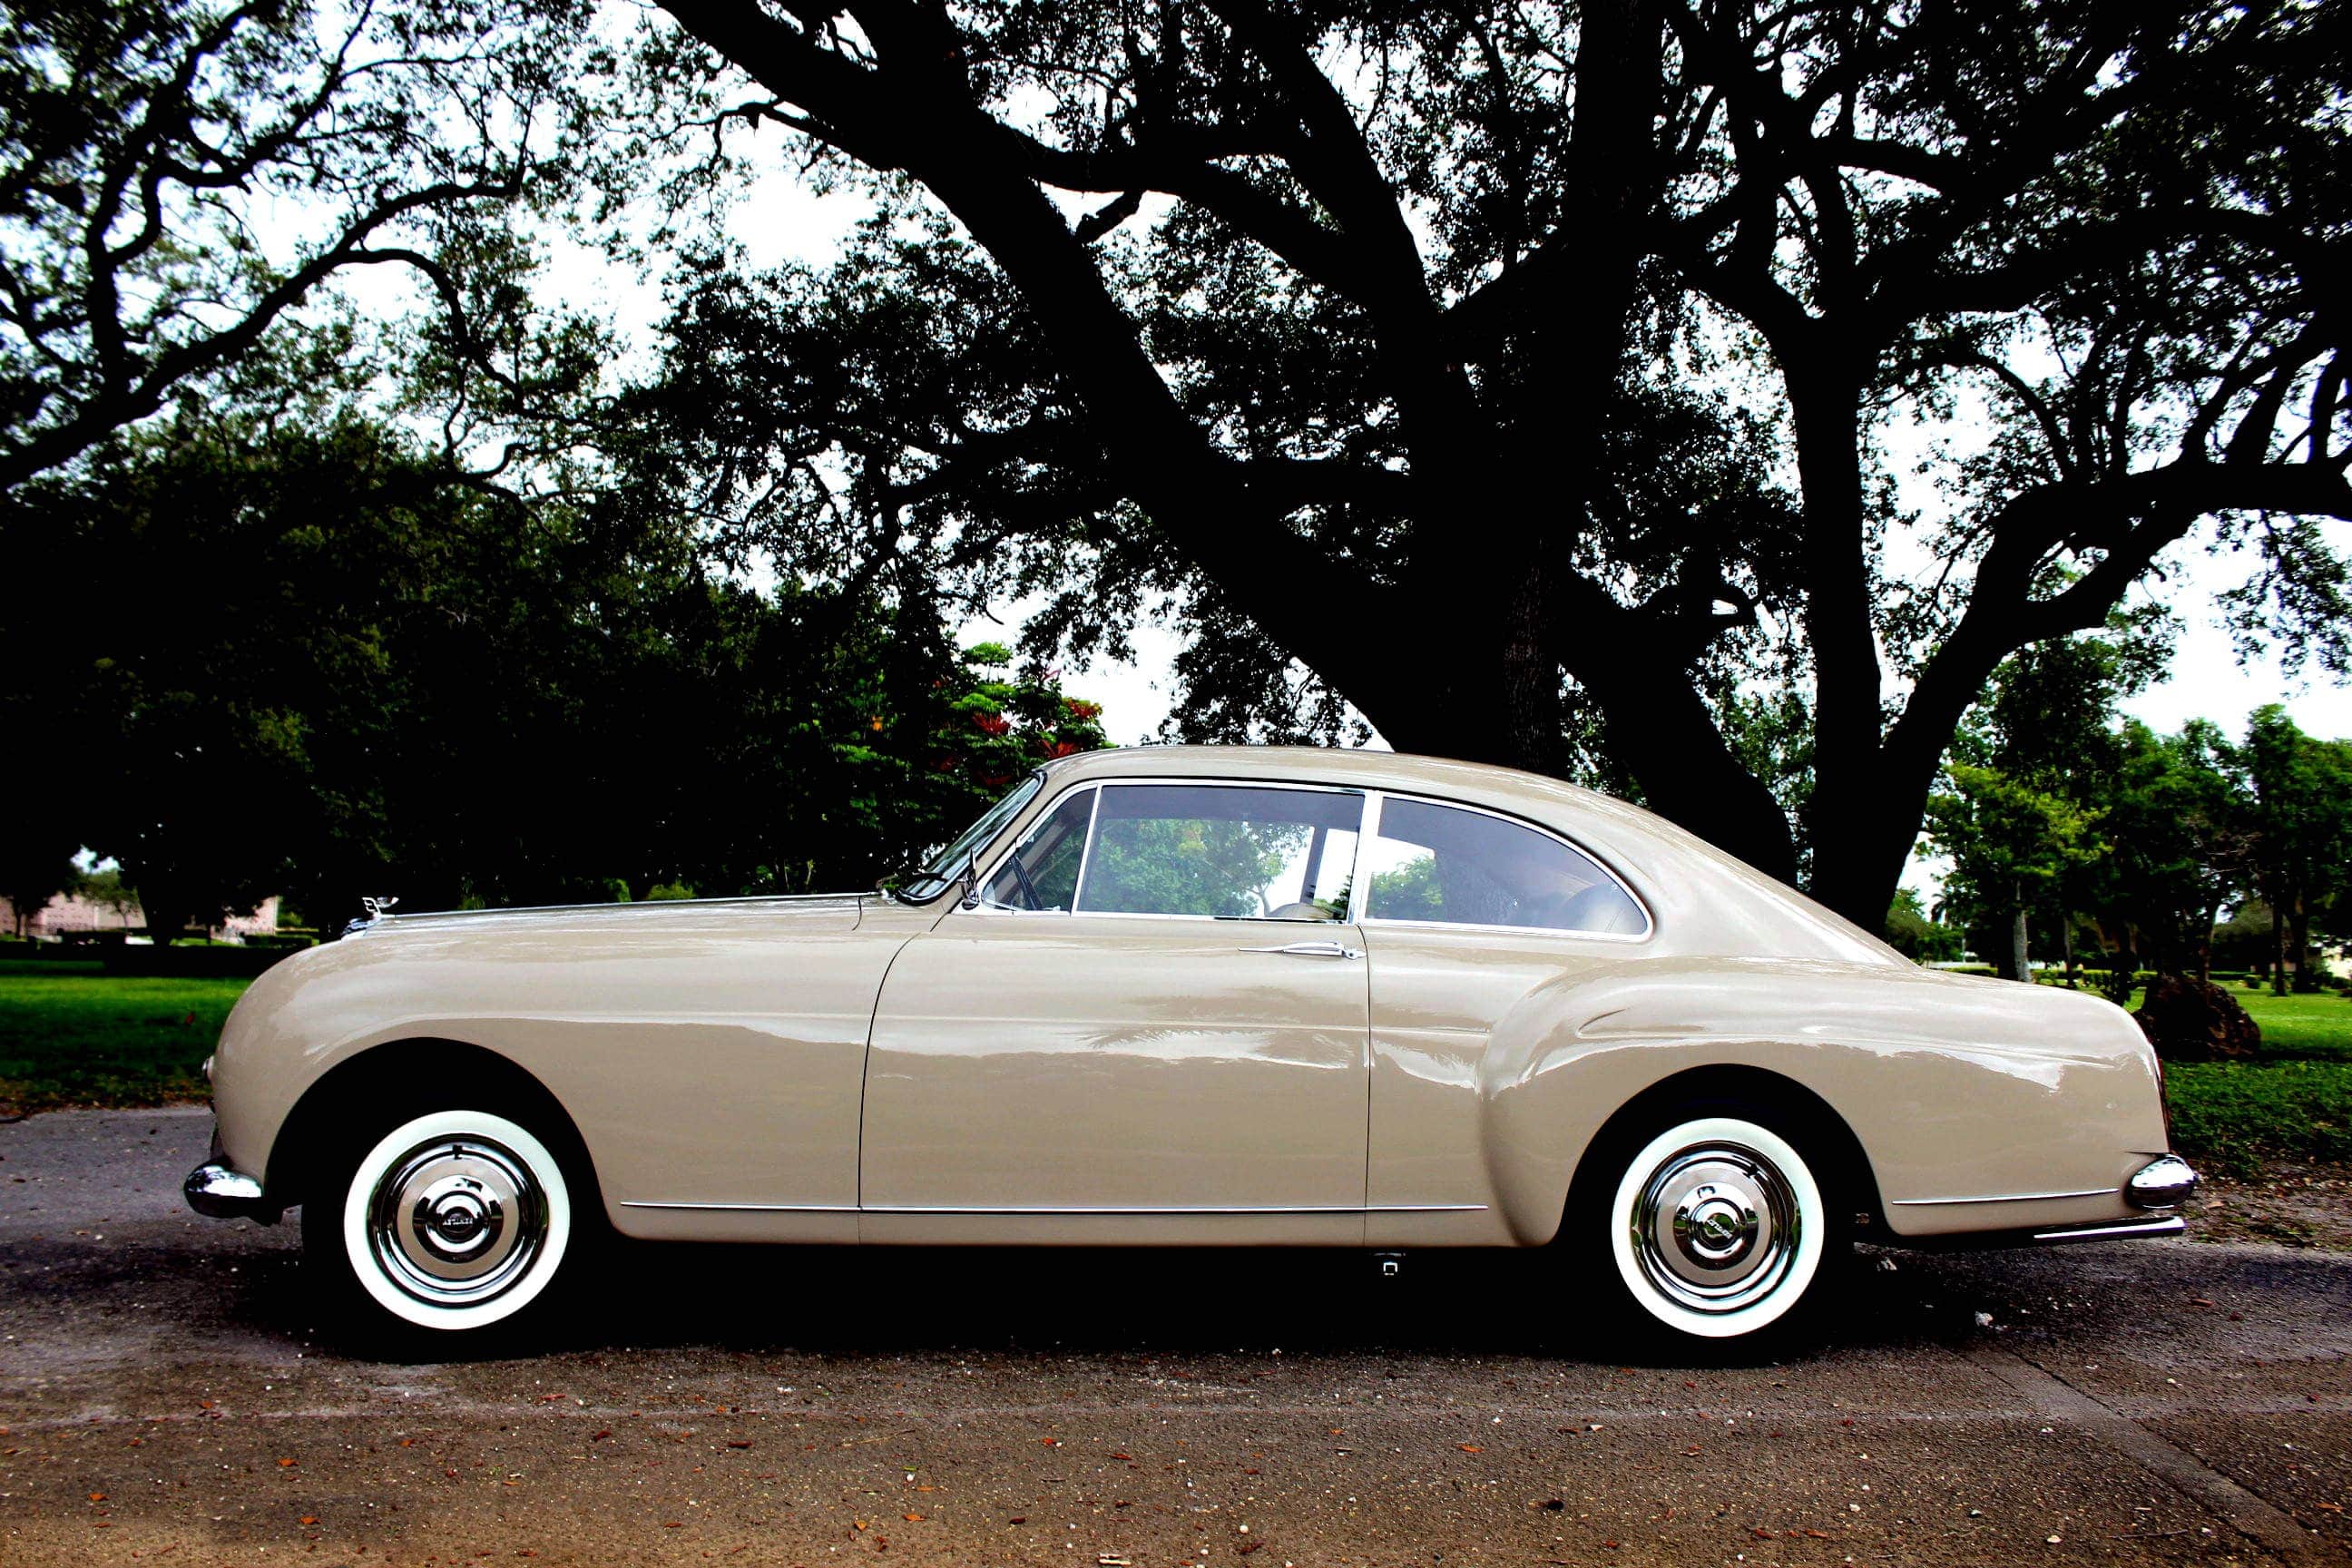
[183,1160,277,1222]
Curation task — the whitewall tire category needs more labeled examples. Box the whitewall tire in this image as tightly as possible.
[1605,1114,1827,1341]
[330,1109,573,1333]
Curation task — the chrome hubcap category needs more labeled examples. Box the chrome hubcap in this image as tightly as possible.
[365,1136,547,1308]
[1629,1141,1802,1316]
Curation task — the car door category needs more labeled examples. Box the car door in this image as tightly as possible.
[1353,793,1652,1247]
[860,779,1372,1241]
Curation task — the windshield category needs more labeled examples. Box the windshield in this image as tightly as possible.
[893,772,1045,902]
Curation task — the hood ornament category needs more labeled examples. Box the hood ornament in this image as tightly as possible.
[345,895,401,936]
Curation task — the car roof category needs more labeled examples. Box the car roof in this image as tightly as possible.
[1031,744,1901,966]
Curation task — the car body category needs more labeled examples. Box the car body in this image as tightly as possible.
[188,745,2195,1344]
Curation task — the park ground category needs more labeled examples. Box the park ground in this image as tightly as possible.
[0,958,2347,1564]
[0,1106,2346,1566]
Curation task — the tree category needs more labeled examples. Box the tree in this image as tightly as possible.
[0,0,612,492]
[0,823,78,936]
[2239,705,2352,993]
[2083,720,2251,979]
[603,0,2352,926]
[1881,887,1963,965]
[1922,618,2154,974]
[1926,762,2104,980]
[0,405,1114,926]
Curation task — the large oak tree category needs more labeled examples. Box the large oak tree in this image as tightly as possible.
[625,0,2351,926]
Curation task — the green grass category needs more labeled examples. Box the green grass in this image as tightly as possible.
[0,957,250,1114]
[2163,1060,2352,1177]
[2226,987,2352,1062]
[2130,983,2352,1175]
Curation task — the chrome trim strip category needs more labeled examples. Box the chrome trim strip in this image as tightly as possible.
[2029,1215,2186,1244]
[621,1212,860,1222]
[621,1201,1486,1216]
[864,1203,1488,1216]
[1891,1187,2113,1207]
[1067,784,1102,910]
[363,891,870,928]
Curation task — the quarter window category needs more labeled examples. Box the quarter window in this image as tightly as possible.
[1361,798,1645,936]
[982,788,1096,910]
[1073,784,1363,920]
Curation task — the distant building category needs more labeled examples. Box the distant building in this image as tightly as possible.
[1,891,280,942]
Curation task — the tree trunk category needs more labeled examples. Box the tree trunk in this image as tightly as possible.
[2009,887,2031,984]
[2272,890,2289,995]
[2061,916,2076,987]
[2290,896,2314,993]
[2196,902,2216,985]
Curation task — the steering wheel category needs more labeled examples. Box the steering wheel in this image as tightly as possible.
[1009,855,1044,911]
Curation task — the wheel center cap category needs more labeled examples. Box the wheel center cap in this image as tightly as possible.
[1673,1183,1759,1268]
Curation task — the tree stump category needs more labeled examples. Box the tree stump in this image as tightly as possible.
[2135,975,2262,1063]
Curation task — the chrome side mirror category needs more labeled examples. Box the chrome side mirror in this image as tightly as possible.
[958,851,983,910]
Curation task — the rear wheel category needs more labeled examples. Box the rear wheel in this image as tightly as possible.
[1591,1109,1832,1343]
[303,1105,583,1346]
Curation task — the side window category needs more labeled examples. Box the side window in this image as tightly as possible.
[983,788,1096,910]
[1361,798,1645,936]
[1074,784,1363,920]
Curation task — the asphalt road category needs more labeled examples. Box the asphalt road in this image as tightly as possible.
[1,1109,2345,1567]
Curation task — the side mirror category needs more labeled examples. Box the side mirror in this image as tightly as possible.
[958,851,983,910]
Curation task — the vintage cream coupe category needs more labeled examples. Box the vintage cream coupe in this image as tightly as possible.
[187,746,2195,1345]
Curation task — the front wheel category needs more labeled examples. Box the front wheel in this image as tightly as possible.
[1597,1111,1830,1342]
[303,1107,581,1345]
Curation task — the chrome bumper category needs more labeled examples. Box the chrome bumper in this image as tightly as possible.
[183,1161,276,1222]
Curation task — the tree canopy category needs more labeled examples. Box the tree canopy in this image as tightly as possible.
[5,0,2348,930]
[608,0,2351,925]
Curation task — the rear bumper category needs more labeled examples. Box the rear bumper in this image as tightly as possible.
[1896,1153,2197,1250]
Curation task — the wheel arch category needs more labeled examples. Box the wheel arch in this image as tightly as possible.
[1564,1063,1885,1233]
[264,1038,602,1214]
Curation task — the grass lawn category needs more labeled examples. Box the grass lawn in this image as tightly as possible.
[2143,985,2352,1176]
[2220,986,2352,1062]
[0,957,250,1115]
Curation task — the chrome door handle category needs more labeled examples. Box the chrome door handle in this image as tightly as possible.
[1241,940,1363,960]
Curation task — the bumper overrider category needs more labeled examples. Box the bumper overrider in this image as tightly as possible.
[183,1113,280,1223]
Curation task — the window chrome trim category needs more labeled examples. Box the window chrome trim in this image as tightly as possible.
[970,775,1371,925]
[1356,789,1655,943]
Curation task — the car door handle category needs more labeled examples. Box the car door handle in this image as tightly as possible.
[1241,940,1364,960]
